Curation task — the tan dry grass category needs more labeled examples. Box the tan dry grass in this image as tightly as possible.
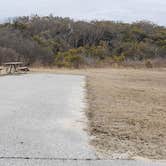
[31,67,166,159]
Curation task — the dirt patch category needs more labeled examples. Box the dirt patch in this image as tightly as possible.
[31,68,166,159]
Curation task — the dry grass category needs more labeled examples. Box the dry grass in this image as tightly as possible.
[31,67,166,159]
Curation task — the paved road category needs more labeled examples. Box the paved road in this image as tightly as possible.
[0,74,165,165]
[0,159,166,166]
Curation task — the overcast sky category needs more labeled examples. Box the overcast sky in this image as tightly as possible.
[0,0,166,26]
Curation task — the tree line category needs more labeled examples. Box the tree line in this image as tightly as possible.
[0,15,165,67]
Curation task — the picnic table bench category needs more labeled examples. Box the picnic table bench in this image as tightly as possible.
[18,66,30,72]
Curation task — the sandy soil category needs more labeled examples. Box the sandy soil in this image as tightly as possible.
[31,68,166,159]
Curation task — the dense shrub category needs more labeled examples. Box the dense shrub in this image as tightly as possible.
[0,16,165,67]
[0,47,21,64]
[145,60,153,68]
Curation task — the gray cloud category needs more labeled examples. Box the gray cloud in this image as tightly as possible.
[0,0,165,25]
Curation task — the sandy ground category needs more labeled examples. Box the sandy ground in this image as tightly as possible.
[30,68,166,159]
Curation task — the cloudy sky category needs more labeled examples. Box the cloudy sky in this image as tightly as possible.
[0,0,166,25]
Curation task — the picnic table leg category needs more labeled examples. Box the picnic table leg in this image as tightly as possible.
[14,64,17,73]
[6,66,8,73]
[9,65,12,74]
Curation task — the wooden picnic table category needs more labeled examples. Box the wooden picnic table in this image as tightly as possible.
[3,62,24,74]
